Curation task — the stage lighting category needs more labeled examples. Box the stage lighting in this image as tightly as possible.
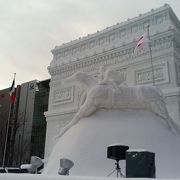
[30,156,44,173]
[31,156,43,168]
[107,144,129,178]
[20,164,32,173]
[58,158,74,175]
[20,156,44,174]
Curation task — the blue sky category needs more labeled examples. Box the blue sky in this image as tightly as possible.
[0,0,180,89]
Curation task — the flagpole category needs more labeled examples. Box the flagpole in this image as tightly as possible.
[146,25,155,86]
[2,101,11,167]
[2,73,16,167]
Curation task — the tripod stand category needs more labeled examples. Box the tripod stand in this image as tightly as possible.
[107,160,125,178]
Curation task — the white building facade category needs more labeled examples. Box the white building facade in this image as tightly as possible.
[45,4,180,159]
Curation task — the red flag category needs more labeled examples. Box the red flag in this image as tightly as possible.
[9,78,16,104]
[134,33,149,51]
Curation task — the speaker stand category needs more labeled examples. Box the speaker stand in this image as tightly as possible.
[107,160,125,178]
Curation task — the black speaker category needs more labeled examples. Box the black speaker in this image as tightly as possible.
[126,150,155,178]
[107,145,129,161]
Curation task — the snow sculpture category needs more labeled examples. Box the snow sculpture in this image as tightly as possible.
[99,67,126,86]
[57,69,180,138]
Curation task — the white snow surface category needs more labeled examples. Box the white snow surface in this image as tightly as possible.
[43,109,180,178]
[0,174,177,180]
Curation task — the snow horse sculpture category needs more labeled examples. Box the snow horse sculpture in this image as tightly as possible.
[57,68,180,138]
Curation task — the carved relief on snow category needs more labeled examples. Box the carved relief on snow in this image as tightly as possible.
[56,69,180,138]
[135,62,169,85]
[53,86,74,105]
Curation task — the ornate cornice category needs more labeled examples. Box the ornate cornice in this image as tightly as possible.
[52,4,171,53]
[48,30,174,79]
[169,7,180,32]
[50,4,174,68]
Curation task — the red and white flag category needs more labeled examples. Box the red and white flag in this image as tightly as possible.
[9,78,16,104]
[134,33,149,51]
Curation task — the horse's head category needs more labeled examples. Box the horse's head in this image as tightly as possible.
[63,71,86,85]
[63,71,98,91]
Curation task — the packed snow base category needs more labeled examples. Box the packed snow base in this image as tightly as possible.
[43,109,180,178]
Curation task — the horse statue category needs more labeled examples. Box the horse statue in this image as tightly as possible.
[57,69,180,138]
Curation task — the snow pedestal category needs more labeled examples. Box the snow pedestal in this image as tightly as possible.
[43,109,180,178]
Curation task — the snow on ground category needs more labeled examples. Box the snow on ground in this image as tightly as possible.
[0,173,177,180]
[43,109,180,178]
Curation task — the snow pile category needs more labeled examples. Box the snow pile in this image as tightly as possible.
[43,109,180,178]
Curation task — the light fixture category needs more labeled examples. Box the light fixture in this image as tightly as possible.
[30,156,44,173]
[20,156,44,174]
[58,158,74,175]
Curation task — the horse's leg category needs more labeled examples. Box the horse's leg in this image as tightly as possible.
[149,99,180,135]
[76,99,97,120]
[56,98,96,139]
[79,91,86,107]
